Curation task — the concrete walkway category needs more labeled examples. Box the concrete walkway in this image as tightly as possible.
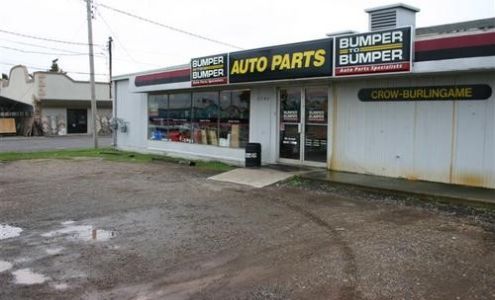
[302,170,495,207]
[209,167,300,188]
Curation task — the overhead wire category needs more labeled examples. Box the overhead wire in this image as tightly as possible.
[0,37,90,54]
[0,28,103,47]
[0,61,108,76]
[0,45,106,57]
[95,2,243,50]
[96,9,162,67]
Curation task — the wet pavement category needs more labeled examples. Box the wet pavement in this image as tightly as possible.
[0,159,494,299]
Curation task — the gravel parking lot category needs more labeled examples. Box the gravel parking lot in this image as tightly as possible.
[0,159,494,300]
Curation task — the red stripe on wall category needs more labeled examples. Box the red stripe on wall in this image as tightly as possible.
[415,32,495,52]
[136,69,190,82]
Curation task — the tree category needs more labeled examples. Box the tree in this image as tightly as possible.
[1,73,8,80]
[49,59,60,72]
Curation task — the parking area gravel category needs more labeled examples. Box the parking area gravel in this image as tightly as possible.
[0,159,494,300]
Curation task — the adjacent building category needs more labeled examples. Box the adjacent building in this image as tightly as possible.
[113,4,495,189]
[0,65,112,136]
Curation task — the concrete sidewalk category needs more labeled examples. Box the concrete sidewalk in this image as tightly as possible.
[209,167,298,188]
[302,170,495,207]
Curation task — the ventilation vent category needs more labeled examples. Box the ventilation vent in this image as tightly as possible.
[366,4,420,31]
[370,10,397,31]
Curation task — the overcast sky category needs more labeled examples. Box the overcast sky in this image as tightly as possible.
[1,0,493,81]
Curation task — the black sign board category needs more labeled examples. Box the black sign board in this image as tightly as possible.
[358,85,492,101]
[335,27,412,76]
[191,54,228,86]
[229,39,333,83]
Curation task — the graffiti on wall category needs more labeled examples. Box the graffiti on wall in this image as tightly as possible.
[42,114,66,135]
[96,112,113,135]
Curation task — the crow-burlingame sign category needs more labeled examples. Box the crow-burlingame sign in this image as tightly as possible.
[358,85,492,101]
[191,54,228,87]
[335,27,412,76]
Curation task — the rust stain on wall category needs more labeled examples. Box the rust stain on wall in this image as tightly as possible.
[453,174,485,187]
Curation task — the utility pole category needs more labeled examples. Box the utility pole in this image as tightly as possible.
[108,36,113,99]
[86,0,98,149]
[108,36,116,147]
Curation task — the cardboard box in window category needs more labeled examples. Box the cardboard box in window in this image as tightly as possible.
[231,124,240,148]
[0,118,16,134]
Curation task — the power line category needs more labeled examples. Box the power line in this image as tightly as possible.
[0,28,103,47]
[0,37,95,54]
[0,61,108,76]
[96,10,161,67]
[96,2,243,50]
[0,45,90,56]
[0,45,106,57]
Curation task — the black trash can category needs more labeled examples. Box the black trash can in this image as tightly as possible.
[245,143,261,168]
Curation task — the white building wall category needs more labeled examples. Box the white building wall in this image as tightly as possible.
[147,141,245,165]
[250,86,278,164]
[36,73,110,101]
[0,66,111,104]
[115,80,148,151]
[331,72,495,188]
[0,66,35,105]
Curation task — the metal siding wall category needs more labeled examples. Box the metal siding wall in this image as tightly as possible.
[413,101,453,182]
[115,80,147,150]
[332,73,495,188]
[451,73,495,188]
[332,80,416,178]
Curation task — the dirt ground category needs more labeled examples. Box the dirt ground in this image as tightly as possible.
[0,159,494,300]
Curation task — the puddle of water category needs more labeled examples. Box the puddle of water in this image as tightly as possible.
[0,260,13,272]
[13,257,31,264]
[53,282,69,290]
[42,224,115,241]
[45,247,64,255]
[0,224,23,240]
[12,268,49,285]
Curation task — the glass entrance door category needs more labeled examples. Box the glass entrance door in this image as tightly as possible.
[279,88,301,160]
[279,87,328,165]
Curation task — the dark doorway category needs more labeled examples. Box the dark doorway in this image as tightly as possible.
[67,109,87,134]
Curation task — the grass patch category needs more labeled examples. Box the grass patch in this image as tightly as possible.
[284,175,309,188]
[195,160,234,172]
[0,148,234,172]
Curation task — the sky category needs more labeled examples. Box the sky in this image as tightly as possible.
[0,0,493,81]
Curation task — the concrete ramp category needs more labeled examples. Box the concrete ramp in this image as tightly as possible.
[209,168,296,188]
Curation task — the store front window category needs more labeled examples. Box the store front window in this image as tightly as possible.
[148,94,168,140]
[192,92,219,145]
[148,90,250,148]
[220,90,250,148]
[168,93,192,143]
